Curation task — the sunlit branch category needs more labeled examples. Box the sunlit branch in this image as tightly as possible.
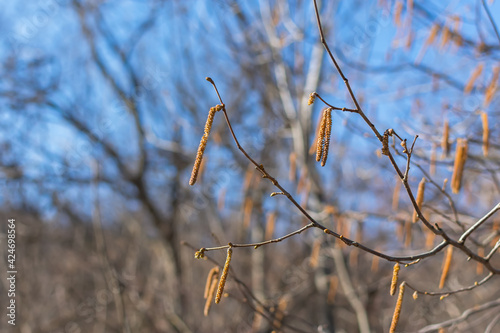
[407,272,494,297]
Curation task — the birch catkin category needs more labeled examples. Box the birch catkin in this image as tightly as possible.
[484,66,499,107]
[441,120,450,158]
[481,112,489,157]
[308,92,316,105]
[430,144,436,176]
[316,109,328,162]
[204,274,218,316]
[426,24,440,45]
[321,109,332,167]
[309,239,321,268]
[204,267,220,299]
[382,131,390,155]
[215,246,233,304]
[309,114,324,155]
[390,263,400,296]
[189,107,217,186]
[327,275,339,304]
[464,63,484,94]
[392,177,401,211]
[389,282,405,333]
[413,177,426,223]
[451,139,468,194]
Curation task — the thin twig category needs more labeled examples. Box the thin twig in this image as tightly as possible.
[312,0,382,141]
[204,77,449,264]
[481,0,500,45]
[417,298,500,333]
[407,272,494,297]
[459,203,500,244]
[201,223,315,251]
[314,93,357,112]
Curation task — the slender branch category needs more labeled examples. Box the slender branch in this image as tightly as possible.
[309,0,500,276]
[481,0,500,45]
[459,203,500,244]
[206,77,324,228]
[413,162,461,228]
[330,249,371,333]
[485,313,500,333]
[418,297,500,333]
[312,0,382,141]
[204,77,449,264]
[311,0,444,238]
[407,272,494,297]
[181,241,312,333]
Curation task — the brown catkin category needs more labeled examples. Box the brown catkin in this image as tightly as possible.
[273,297,289,329]
[464,63,484,94]
[441,120,450,158]
[217,187,226,211]
[415,23,440,64]
[296,167,308,194]
[389,282,405,333]
[316,109,328,162]
[197,155,208,184]
[397,221,404,242]
[426,24,440,45]
[321,109,332,167]
[215,246,232,304]
[404,219,412,247]
[242,164,254,193]
[265,212,276,240]
[382,131,390,155]
[392,177,402,211]
[477,247,485,275]
[371,253,380,273]
[243,197,253,230]
[451,139,468,194]
[289,151,297,182]
[484,66,499,107]
[439,246,453,289]
[309,113,324,155]
[204,274,218,316]
[189,107,217,186]
[430,144,436,176]
[394,1,403,26]
[251,305,264,331]
[310,239,321,268]
[407,0,413,13]
[327,276,339,304]
[406,30,413,49]
[441,25,451,48]
[308,92,316,105]
[390,263,400,296]
[204,267,220,299]
[413,177,426,223]
[481,112,489,157]
[425,228,436,248]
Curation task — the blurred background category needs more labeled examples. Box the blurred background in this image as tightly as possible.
[0,0,500,332]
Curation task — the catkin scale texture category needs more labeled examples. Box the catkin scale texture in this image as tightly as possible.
[215,247,232,304]
[189,107,217,186]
